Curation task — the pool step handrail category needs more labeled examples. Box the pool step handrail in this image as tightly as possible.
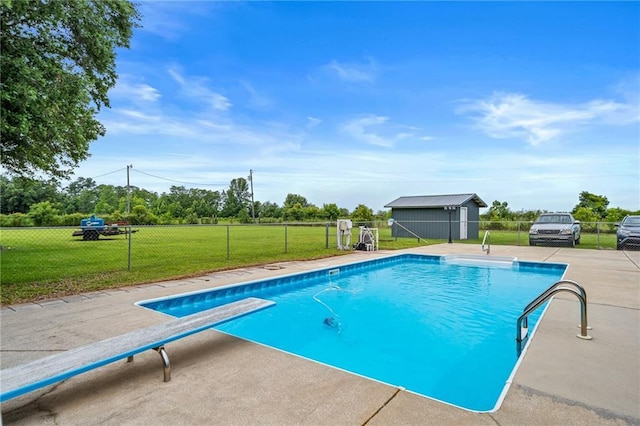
[481,230,490,254]
[516,279,591,356]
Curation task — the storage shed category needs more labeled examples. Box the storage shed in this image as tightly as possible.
[384,193,487,240]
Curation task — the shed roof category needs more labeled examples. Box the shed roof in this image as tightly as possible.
[384,193,487,208]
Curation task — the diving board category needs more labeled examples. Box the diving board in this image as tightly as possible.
[0,297,275,402]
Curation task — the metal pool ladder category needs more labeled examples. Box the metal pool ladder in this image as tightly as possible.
[481,230,490,254]
[516,279,592,356]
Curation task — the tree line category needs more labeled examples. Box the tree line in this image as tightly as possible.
[483,191,638,231]
[0,176,381,226]
[1,177,636,228]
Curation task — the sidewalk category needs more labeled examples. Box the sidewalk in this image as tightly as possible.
[2,244,639,425]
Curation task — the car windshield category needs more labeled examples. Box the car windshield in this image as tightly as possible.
[536,215,571,224]
[622,216,640,226]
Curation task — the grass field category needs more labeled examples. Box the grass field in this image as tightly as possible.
[0,225,617,305]
[0,225,428,304]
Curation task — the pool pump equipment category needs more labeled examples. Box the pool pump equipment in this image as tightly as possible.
[337,219,352,250]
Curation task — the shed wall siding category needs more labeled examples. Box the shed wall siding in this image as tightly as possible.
[391,202,481,240]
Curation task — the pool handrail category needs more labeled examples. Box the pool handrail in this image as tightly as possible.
[522,279,587,327]
[482,230,490,254]
[516,279,591,356]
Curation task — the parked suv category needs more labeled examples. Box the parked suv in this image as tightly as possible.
[615,215,640,250]
[529,213,581,247]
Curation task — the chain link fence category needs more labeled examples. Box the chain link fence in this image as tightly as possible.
[388,219,620,249]
[1,223,342,283]
[0,220,628,303]
[477,220,619,249]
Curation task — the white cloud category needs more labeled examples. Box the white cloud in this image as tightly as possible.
[612,73,640,105]
[102,105,303,151]
[323,59,377,83]
[458,92,639,146]
[137,2,215,41]
[168,68,231,111]
[307,117,322,129]
[341,114,419,147]
[117,109,160,121]
[111,79,161,103]
[240,81,273,110]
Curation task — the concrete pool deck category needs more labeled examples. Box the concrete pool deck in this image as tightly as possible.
[1,244,639,425]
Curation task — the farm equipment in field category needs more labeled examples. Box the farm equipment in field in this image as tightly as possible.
[72,215,136,240]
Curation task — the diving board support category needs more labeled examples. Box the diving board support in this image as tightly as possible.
[156,346,170,382]
[127,346,170,381]
[0,297,275,402]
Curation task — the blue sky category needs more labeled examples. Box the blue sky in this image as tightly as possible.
[75,1,639,213]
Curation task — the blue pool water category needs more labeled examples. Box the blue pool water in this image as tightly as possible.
[138,254,566,411]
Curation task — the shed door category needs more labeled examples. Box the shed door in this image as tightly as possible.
[460,207,468,239]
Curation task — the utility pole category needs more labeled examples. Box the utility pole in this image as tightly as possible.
[126,164,133,215]
[248,169,255,222]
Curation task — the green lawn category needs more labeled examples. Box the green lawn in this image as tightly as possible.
[0,225,617,304]
[0,225,429,304]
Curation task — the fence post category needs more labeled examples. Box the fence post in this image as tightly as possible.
[127,225,132,271]
[325,223,329,249]
[597,222,600,249]
[226,225,230,260]
[284,224,288,253]
[517,221,521,246]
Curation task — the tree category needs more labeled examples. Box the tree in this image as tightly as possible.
[260,201,283,219]
[304,204,321,220]
[284,203,305,221]
[573,191,609,219]
[63,177,98,213]
[321,203,341,221]
[189,189,220,218]
[221,178,250,217]
[0,176,60,213]
[283,193,309,209]
[605,207,632,223]
[229,178,250,208]
[487,200,512,221]
[572,206,599,224]
[129,204,156,225]
[94,185,120,214]
[28,200,59,226]
[351,204,373,223]
[236,207,251,224]
[1,0,141,179]
[131,187,158,208]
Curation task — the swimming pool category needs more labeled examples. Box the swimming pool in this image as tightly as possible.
[137,254,567,412]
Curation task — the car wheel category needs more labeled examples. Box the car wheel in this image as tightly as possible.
[569,235,576,247]
[617,244,623,251]
[576,235,581,245]
[529,240,535,246]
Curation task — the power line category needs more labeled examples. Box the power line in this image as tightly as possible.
[131,168,228,187]
[89,168,126,179]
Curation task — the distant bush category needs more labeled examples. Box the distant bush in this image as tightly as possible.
[0,213,33,227]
